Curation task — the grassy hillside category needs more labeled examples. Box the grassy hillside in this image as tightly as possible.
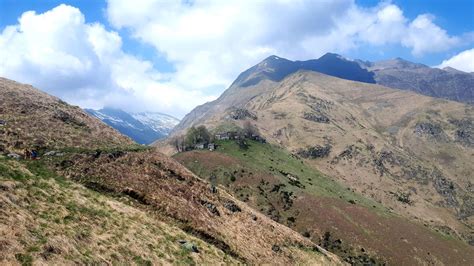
[0,77,134,153]
[162,70,474,250]
[182,140,384,210]
[0,156,238,265]
[0,77,343,265]
[175,139,474,265]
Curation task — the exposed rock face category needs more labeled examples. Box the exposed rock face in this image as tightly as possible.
[1,76,346,265]
[331,145,361,163]
[432,173,458,208]
[297,145,332,158]
[228,108,257,120]
[450,119,474,147]
[223,201,242,213]
[161,56,474,255]
[303,113,330,123]
[459,195,474,220]
[414,122,448,141]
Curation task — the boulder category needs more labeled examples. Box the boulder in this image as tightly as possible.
[7,153,21,159]
[179,241,199,253]
[224,201,241,213]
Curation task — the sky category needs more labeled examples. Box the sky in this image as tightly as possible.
[0,0,473,118]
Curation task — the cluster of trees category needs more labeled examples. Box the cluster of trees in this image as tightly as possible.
[172,122,261,152]
[172,125,211,152]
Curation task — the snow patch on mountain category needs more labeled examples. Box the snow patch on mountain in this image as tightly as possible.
[85,108,179,144]
[132,112,179,135]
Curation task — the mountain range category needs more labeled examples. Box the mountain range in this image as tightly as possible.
[1,51,473,265]
[85,108,179,145]
[357,57,474,104]
[157,54,474,264]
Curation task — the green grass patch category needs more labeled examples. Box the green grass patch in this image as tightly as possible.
[133,255,153,266]
[0,157,30,181]
[15,253,33,266]
[177,140,388,214]
[59,144,152,154]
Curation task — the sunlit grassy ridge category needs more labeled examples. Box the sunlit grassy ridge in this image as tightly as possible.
[179,139,387,213]
[0,156,239,265]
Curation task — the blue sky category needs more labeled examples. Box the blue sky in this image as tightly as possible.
[0,0,473,117]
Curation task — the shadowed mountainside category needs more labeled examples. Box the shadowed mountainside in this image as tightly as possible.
[357,58,474,104]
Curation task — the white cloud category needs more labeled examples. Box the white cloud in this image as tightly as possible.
[402,14,459,56]
[438,48,474,72]
[106,0,465,94]
[358,4,407,46]
[0,2,468,118]
[0,4,214,117]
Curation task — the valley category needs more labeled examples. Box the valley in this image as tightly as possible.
[2,1,473,265]
[0,77,342,265]
[1,55,473,265]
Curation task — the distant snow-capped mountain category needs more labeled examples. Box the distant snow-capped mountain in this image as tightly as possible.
[85,107,179,144]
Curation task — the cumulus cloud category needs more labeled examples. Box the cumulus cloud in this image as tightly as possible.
[0,4,214,117]
[438,48,474,72]
[0,1,468,117]
[106,0,465,94]
[402,14,460,56]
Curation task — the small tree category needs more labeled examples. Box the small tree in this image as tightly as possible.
[196,125,211,144]
[243,121,258,138]
[185,125,211,149]
[185,126,198,148]
[172,135,186,152]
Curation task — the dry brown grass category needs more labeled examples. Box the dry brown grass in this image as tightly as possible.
[0,77,343,264]
[57,150,342,265]
[159,70,474,260]
[0,77,134,154]
[175,144,474,265]
[0,158,239,265]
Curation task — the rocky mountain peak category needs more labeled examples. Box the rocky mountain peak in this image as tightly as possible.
[370,57,428,70]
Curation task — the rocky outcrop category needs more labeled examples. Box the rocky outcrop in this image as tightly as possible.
[228,108,257,120]
[414,122,448,141]
[331,145,361,163]
[433,173,459,208]
[450,119,474,147]
[297,145,332,159]
[303,112,330,123]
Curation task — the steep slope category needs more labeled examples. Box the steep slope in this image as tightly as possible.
[0,77,342,264]
[0,158,239,264]
[0,78,134,152]
[175,140,473,265]
[85,108,179,144]
[358,58,474,104]
[132,111,179,135]
[159,70,474,264]
[170,55,472,134]
[171,53,375,133]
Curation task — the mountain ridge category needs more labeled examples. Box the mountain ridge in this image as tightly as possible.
[86,107,179,145]
[0,76,343,265]
[157,67,474,263]
[168,53,472,137]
